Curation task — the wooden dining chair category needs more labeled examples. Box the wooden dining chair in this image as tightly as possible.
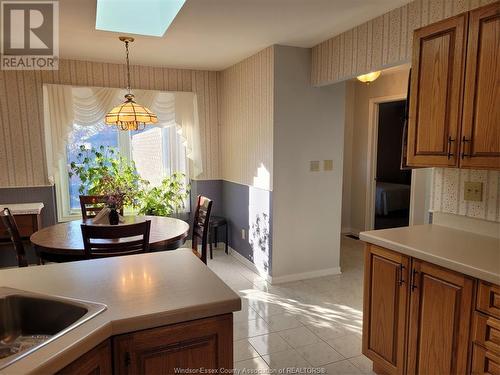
[188,195,213,264]
[80,221,151,259]
[0,208,28,267]
[79,195,124,219]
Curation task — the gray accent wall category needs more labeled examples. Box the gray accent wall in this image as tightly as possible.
[0,185,57,266]
[191,179,272,273]
[190,180,223,217]
[0,185,57,227]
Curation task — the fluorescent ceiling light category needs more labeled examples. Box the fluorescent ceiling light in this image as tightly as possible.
[95,0,186,37]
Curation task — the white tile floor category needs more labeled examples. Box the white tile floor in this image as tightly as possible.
[206,236,375,374]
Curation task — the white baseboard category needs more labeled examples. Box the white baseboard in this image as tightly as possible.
[270,266,342,284]
[228,247,273,283]
[228,247,342,285]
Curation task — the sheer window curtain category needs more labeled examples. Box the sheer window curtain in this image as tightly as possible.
[43,84,202,219]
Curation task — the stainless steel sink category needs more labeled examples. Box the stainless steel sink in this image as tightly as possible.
[0,287,106,370]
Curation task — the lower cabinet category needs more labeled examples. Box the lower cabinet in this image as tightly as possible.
[363,244,476,375]
[363,245,409,375]
[58,314,233,375]
[472,285,500,375]
[406,259,474,375]
[113,314,232,374]
[57,339,112,375]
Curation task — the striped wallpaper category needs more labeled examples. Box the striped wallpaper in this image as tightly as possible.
[218,47,274,190]
[432,168,500,222]
[0,59,219,187]
[311,0,496,86]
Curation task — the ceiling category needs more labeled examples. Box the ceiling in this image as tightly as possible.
[60,0,411,71]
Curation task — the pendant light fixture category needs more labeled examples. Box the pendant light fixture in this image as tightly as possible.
[105,36,158,131]
[356,71,381,84]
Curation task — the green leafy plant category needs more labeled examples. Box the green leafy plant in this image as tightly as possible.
[138,172,191,217]
[68,145,143,208]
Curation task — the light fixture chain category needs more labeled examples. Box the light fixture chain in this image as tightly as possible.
[125,40,131,94]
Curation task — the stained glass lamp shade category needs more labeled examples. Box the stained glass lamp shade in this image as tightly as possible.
[105,93,158,131]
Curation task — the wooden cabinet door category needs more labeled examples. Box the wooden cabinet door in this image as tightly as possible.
[57,339,112,375]
[362,245,410,375]
[460,2,500,170]
[113,314,233,375]
[406,260,474,375]
[407,14,467,167]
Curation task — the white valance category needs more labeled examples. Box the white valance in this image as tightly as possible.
[43,84,202,179]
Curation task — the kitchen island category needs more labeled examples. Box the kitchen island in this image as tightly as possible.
[360,224,500,375]
[0,249,241,374]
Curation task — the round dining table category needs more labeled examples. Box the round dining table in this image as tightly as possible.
[30,215,190,261]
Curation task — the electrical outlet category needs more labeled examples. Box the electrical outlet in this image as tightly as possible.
[241,229,246,240]
[323,160,333,171]
[310,160,320,172]
[464,181,483,202]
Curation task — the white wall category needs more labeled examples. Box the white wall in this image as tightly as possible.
[342,81,355,233]
[271,45,345,282]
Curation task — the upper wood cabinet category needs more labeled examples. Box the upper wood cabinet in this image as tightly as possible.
[406,260,474,375]
[461,2,500,170]
[407,2,500,170]
[362,245,409,375]
[407,14,467,167]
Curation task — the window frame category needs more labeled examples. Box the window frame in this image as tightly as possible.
[56,124,189,222]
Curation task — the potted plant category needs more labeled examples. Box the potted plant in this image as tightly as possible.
[69,145,143,209]
[70,145,191,218]
[138,172,191,217]
[105,194,123,225]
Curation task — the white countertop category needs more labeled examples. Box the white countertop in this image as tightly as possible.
[360,224,500,285]
[1,202,44,215]
[0,250,241,374]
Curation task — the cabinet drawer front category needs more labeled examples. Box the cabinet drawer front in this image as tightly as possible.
[473,344,500,375]
[478,282,500,319]
[474,312,500,355]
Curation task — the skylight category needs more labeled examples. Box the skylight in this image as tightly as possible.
[95,0,186,37]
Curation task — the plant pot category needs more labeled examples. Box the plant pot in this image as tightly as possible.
[109,208,119,225]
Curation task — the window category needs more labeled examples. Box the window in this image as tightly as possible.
[63,121,188,219]
[43,84,200,221]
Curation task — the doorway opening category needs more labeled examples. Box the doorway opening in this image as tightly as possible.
[373,100,411,229]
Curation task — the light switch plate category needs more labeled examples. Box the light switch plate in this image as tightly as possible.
[323,160,333,171]
[310,160,320,172]
[464,181,483,202]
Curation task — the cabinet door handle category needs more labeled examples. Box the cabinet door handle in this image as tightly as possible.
[461,136,471,159]
[447,136,455,159]
[410,269,418,292]
[398,264,405,286]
